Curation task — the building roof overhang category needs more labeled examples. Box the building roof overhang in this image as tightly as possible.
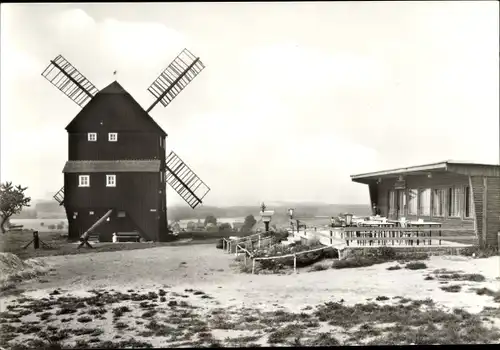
[350,160,500,184]
[63,160,161,173]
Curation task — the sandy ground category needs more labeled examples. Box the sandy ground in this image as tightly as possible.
[2,244,498,313]
[1,244,499,347]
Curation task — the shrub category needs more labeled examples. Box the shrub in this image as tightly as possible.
[332,256,382,269]
[309,264,329,272]
[405,262,427,270]
[244,240,339,273]
[460,246,498,258]
[387,265,402,271]
[47,224,56,230]
[378,246,397,259]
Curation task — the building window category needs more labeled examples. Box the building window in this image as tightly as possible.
[160,171,163,183]
[108,133,118,142]
[419,188,431,216]
[464,186,472,218]
[117,211,126,218]
[388,190,396,217]
[89,211,94,215]
[88,133,97,141]
[396,190,406,217]
[447,187,461,217]
[79,175,90,187]
[407,189,418,215]
[432,188,445,217]
[106,175,116,187]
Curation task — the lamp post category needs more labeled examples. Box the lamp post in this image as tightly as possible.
[288,208,295,232]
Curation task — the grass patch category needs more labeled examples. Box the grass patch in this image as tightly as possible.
[0,230,217,260]
[405,262,427,270]
[475,288,500,302]
[267,324,301,344]
[309,263,330,272]
[308,332,341,346]
[437,273,486,282]
[440,285,462,293]
[76,316,92,323]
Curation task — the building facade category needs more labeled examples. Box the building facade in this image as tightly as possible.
[351,161,500,249]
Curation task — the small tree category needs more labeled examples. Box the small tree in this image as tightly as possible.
[0,182,31,233]
[204,215,217,227]
[186,221,196,230]
[242,214,257,232]
[219,222,232,232]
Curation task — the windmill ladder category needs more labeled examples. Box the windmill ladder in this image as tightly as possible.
[80,209,113,242]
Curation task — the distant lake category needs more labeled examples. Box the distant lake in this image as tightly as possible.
[10,218,68,232]
[177,217,245,226]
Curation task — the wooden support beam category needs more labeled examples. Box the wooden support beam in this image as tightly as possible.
[78,209,113,249]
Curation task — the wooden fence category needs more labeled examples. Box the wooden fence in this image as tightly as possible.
[221,227,478,275]
[329,227,477,247]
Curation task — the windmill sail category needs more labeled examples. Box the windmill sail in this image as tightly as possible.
[165,151,210,209]
[146,48,205,113]
[41,55,99,107]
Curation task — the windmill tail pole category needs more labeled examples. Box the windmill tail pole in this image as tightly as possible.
[80,209,113,241]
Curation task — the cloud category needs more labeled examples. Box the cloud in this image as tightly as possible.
[242,42,389,97]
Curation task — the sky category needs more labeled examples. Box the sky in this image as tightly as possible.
[1,1,499,207]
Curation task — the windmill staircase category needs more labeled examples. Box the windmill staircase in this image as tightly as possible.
[53,187,64,205]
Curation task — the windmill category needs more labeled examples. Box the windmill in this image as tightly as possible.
[41,48,210,242]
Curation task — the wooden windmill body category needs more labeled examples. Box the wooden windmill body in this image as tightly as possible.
[42,49,210,243]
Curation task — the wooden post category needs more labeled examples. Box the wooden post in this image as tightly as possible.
[497,231,500,253]
[252,259,256,274]
[293,254,297,274]
[235,245,239,256]
[244,252,247,265]
[330,230,333,245]
[439,229,442,246]
[33,231,40,250]
[258,234,261,248]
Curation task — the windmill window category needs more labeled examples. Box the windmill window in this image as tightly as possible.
[88,133,97,141]
[108,133,118,142]
[117,211,126,218]
[78,175,90,187]
[106,175,116,187]
[89,211,94,215]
